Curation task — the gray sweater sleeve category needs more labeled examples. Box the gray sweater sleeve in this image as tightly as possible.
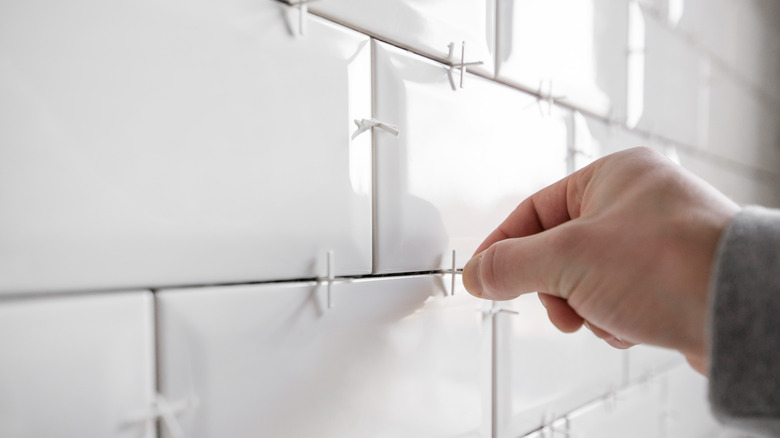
[709,206,780,437]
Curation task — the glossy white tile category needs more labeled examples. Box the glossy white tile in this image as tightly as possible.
[0,0,371,294]
[495,293,625,438]
[373,41,569,273]
[310,0,495,76]
[632,8,701,146]
[0,292,155,438]
[496,0,629,119]
[157,276,491,438]
[566,380,665,438]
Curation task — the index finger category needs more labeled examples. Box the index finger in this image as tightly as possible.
[473,161,597,255]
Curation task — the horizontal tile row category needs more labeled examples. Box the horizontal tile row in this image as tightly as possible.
[3,276,717,438]
[2,0,777,294]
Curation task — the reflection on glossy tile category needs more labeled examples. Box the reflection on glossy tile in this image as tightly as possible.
[633,9,701,146]
[0,0,371,294]
[311,0,495,76]
[566,380,665,438]
[374,41,569,273]
[0,292,155,438]
[495,294,625,437]
[157,276,491,438]
[496,0,629,119]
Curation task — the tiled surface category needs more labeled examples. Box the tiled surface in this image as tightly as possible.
[373,41,569,273]
[496,0,629,119]
[157,276,491,438]
[0,0,371,294]
[310,0,495,76]
[495,293,625,437]
[2,1,779,436]
[0,292,155,438]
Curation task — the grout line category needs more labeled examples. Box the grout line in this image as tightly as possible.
[152,291,163,438]
[0,287,158,303]
[491,307,499,438]
[370,37,379,275]
[0,270,464,302]
[493,0,499,79]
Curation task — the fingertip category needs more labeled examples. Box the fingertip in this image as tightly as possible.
[605,337,635,349]
[462,253,484,298]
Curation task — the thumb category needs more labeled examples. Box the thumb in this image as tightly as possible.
[462,230,566,301]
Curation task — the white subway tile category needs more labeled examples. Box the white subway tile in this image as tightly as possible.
[373,41,569,273]
[0,0,372,294]
[496,0,629,119]
[157,277,491,438]
[0,292,155,438]
[310,0,495,76]
[495,293,625,437]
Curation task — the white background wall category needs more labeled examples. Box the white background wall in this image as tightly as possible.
[0,0,778,437]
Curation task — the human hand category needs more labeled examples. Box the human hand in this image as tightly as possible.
[462,147,739,375]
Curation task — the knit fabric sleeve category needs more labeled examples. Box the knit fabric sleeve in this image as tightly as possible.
[709,206,780,437]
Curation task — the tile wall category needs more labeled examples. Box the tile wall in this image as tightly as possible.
[1,0,778,436]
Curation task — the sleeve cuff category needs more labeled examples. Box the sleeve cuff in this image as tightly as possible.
[709,206,780,436]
